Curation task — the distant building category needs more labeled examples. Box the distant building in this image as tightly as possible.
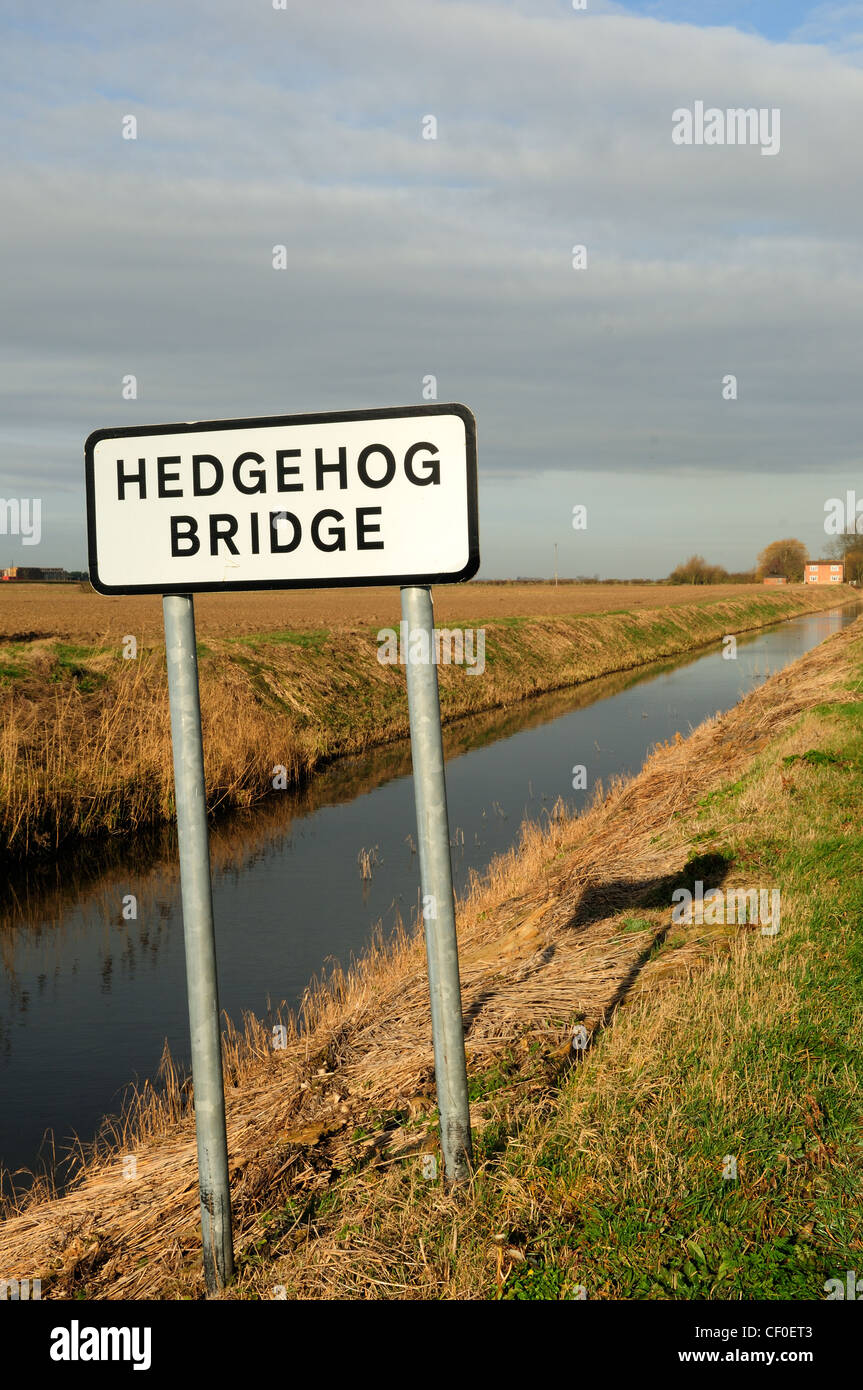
[804,561,844,584]
[10,566,46,581]
[763,575,787,585]
[0,566,72,582]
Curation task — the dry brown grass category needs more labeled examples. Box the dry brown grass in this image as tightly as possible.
[2,615,858,1299]
[0,651,297,856]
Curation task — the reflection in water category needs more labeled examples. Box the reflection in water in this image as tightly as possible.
[0,604,859,1196]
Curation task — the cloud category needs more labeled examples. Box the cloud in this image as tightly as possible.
[2,0,862,574]
[791,2,863,56]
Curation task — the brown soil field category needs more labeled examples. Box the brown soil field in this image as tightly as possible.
[0,581,822,643]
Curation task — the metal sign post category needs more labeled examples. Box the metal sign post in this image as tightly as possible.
[163,593,234,1291]
[402,584,473,1181]
[85,402,479,1276]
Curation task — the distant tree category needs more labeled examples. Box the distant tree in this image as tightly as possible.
[668,555,729,584]
[756,538,807,582]
[826,531,863,561]
[842,549,863,583]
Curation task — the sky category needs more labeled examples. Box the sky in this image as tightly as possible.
[2,0,863,580]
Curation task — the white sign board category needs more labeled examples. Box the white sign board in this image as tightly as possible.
[85,404,478,594]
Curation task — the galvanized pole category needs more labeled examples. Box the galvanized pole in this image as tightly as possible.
[163,593,234,1290]
[400,584,472,1181]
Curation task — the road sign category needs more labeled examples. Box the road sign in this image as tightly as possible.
[85,403,478,594]
[84,400,478,1292]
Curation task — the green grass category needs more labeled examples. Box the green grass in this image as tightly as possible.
[239,628,330,651]
[782,748,847,769]
[468,1050,522,1102]
[478,670,863,1299]
[48,641,109,693]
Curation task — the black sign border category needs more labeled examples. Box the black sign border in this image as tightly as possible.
[85,403,479,594]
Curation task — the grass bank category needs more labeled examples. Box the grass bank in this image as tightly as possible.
[0,586,853,861]
[2,613,862,1299]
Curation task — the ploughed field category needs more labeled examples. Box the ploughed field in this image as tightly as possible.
[0,581,816,643]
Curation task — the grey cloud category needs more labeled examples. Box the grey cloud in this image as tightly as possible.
[2,0,862,576]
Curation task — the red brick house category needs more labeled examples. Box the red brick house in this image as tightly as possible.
[804,560,843,584]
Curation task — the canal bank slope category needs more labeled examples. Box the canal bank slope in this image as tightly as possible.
[2,613,862,1299]
[0,584,854,859]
